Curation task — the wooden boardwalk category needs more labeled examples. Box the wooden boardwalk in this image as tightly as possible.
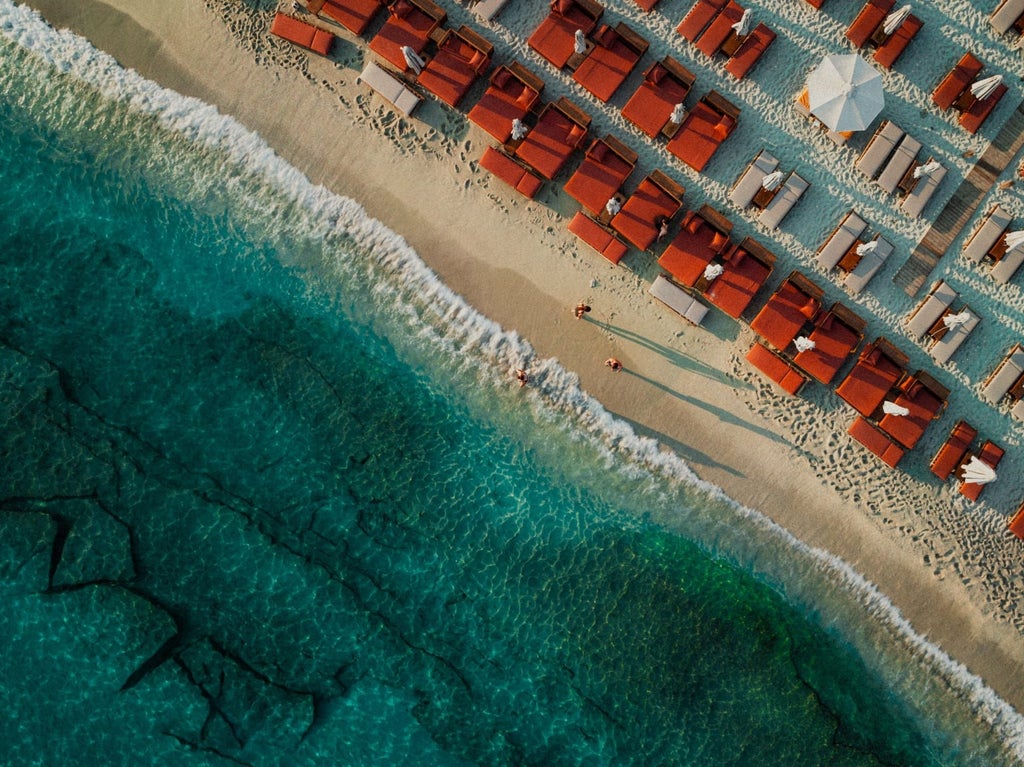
[893,100,1024,297]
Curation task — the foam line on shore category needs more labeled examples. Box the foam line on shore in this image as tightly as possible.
[4,0,1024,758]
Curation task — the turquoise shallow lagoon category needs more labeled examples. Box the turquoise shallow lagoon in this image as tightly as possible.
[0,5,1021,765]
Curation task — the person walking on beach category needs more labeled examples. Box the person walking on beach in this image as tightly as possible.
[514,368,529,387]
[604,357,622,372]
[574,302,591,319]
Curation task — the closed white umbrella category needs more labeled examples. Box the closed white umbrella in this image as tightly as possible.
[731,9,752,37]
[806,54,885,133]
[970,74,1003,100]
[882,4,912,35]
[401,45,426,75]
[856,240,878,256]
[913,159,942,179]
[704,263,725,281]
[882,400,910,416]
[943,310,972,329]
[510,118,528,141]
[794,336,816,353]
[962,455,997,485]
[761,170,784,191]
[1004,230,1024,251]
[670,102,687,123]
[605,196,622,216]
[574,29,588,55]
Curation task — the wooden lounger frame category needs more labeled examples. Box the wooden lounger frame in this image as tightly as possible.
[552,96,593,130]
[696,202,733,235]
[392,0,446,22]
[648,169,686,206]
[872,336,910,369]
[600,134,639,167]
[659,56,698,89]
[787,270,825,303]
[830,302,869,334]
[704,90,741,120]
[444,25,494,58]
[737,236,777,268]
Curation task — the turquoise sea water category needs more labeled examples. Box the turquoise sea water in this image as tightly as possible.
[1,5,1021,765]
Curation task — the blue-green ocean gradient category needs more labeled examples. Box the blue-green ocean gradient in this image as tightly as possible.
[0,6,1019,765]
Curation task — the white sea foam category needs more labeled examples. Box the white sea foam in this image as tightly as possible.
[3,0,1024,760]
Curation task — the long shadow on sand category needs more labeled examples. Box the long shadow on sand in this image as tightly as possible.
[589,318,751,388]
[624,368,792,449]
[609,409,747,479]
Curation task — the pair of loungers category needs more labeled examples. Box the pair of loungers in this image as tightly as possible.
[982,344,1024,420]
[905,280,980,364]
[527,0,604,70]
[846,0,922,69]
[677,0,775,78]
[667,91,740,173]
[929,422,1004,503]
[931,52,1008,134]
[989,0,1024,36]
[270,12,336,56]
[729,150,809,229]
[621,57,697,138]
[856,121,946,218]
[962,205,1024,284]
[310,0,383,37]
[571,22,650,102]
[817,211,893,294]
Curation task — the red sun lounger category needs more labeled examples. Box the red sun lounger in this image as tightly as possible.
[572,22,649,102]
[791,303,866,385]
[621,57,696,138]
[724,23,775,80]
[959,83,1008,134]
[877,372,948,449]
[695,1,744,57]
[873,13,922,69]
[528,0,604,69]
[479,146,544,199]
[930,420,977,480]
[657,205,733,287]
[513,98,591,180]
[846,0,895,47]
[746,342,808,395]
[677,0,728,42]
[667,91,739,172]
[568,211,630,264]
[270,13,335,56]
[369,0,446,72]
[703,237,774,318]
[564,136,638,217]
[848,416,905,468]
[418,26,493,107]
[836,337,908,417]
[610,170,685,251]
[749,272,823,351]
[932,53,984,110]
[959,440,1004,501]
[468,63,545,143]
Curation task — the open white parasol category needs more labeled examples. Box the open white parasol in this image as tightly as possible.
[856,240,878,256]
[761,170,784,191]
[401,45,426,75]
[731,9,752,36]
[704,263,725,281]
[943,310,972,329]
[574,29,587,54]
[962,455,997,485]
[806,54,884,133]
[794,336,816,353]
[970,74,1003,100]
[510,118,528,141]
[913,159,942,179]
[882,400,910,416]
[1004,230,1024,252]
[882,4,912,35]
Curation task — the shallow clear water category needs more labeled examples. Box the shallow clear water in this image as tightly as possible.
[0,4,1020,765]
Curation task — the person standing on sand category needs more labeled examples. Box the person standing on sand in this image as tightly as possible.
[514,368,529,387]
[604,358,622,372]
[574,302,591,319]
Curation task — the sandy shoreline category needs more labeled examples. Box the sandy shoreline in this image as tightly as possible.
[19,0,1024,724]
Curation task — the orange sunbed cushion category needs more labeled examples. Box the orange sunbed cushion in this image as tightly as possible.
[848,416,905,467]
[568,211,629,264]
[746,342,805,395]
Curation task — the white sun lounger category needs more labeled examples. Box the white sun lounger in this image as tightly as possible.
[929,307,979,364]
[991,245,1024,284]
[983,344,1024,402]
[758,172,808,230]
[649,275,709,326]
[844,236,892,293]
[905,280,957,338]
[963,205,1012,263]
[472,0,509,21]
[856,120,904,179]
[729,150,778,208]
[876,134,921,195]
[900,161,947,218]
[358,60,422,117]
[990,0,1024,33]
[818,211,867,270]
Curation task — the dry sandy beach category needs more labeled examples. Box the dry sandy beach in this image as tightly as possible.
[20,0,1024,728]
